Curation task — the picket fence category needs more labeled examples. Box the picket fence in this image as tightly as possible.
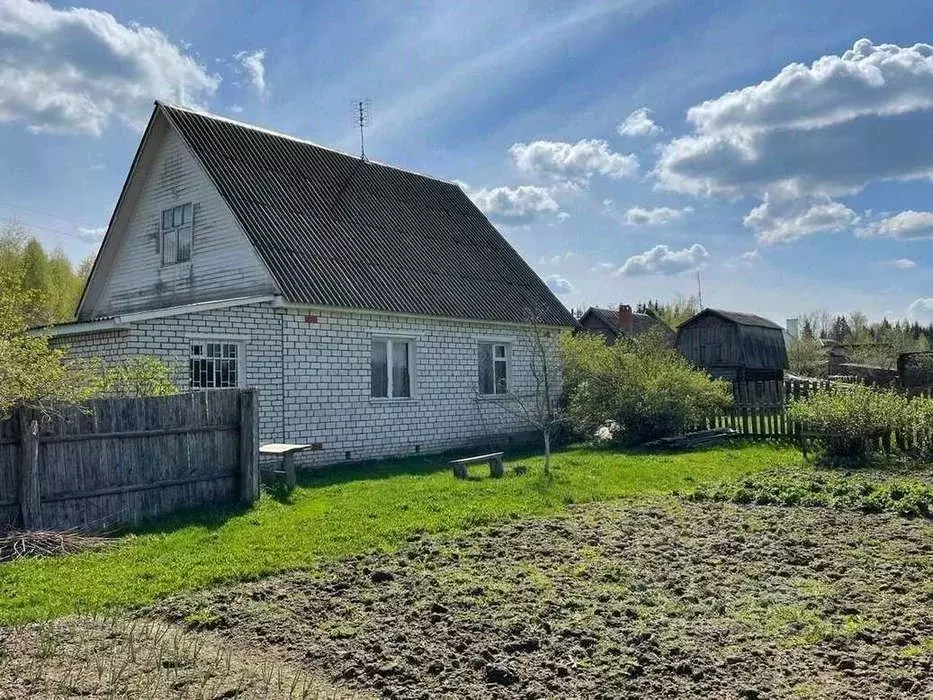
[0,389,259,533]
[700,378,932,448]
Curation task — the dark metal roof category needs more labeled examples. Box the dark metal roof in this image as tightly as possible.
[688,308,784,330]
[581,307,673,338]
[158,103,575,327]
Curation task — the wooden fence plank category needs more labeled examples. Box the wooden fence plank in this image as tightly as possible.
[0,389,255,534]
[239,390,259,504]
[17,409,41,530]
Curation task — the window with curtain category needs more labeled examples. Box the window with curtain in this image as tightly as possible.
[478,342,509,395]
[371,338,412,398]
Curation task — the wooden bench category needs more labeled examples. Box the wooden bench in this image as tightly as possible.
[260,442,322,489]
[449,452,504,479]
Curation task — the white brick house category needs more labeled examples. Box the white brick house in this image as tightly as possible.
[45,103,576,466]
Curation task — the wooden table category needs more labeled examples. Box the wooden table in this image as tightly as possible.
[259,442,322,489]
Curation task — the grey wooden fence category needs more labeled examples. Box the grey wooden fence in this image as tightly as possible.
[700,378,834,439]
[0,389,259,533]
[702,378,931,446]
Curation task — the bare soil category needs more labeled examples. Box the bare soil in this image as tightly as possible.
[149,500,933,699]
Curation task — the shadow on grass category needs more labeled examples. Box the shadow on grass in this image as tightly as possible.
[106,443,558,539]
[290,441,554,490]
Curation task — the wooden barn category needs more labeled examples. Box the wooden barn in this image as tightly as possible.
[675,309,787,382]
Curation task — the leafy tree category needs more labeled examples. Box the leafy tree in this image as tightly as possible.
[100,356,178,398]
[637,294,699,329]
[0,221,90,325]
[787,336,825,377]
[560,331,732,445]
[0,273,100,416]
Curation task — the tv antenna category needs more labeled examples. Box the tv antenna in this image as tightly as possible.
[354,99,371,160]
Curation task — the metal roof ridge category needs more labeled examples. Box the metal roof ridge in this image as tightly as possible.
[155,101,458,186]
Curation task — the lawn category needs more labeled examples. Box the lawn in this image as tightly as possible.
[0,442,796,625]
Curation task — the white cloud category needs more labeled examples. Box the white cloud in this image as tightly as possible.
[234,49,267,97]
[688,39,933,135]
[538,251,575,265]
[545,275,573,296]
[618,107,662,137]
[624,205,690,226]
[740,249,760,263]
[886,258,917,269]
[75,225,106,242]
[590,262,616,273]
[457,182,561,225]
[616,243,709,277]
[655,39,933,219]
[743,194,857,244]
[907,297,933,321]
[509,138,638,183]
[0,0,219,135]
[858,210,933,240]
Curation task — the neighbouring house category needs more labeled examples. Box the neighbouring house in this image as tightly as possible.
[40,101,576,466]
[578,305,675,345]
[675,308,788,382]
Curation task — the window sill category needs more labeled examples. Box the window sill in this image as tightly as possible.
[369,396,418,404]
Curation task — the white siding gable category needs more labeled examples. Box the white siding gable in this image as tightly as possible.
[81,115,277,319]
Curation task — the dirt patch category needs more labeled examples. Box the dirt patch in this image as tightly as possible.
[152,500,933,699]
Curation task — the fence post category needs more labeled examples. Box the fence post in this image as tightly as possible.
[17,407,41,530]
[239,390,259,504]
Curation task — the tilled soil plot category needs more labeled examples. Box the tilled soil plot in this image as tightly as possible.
[153,501,933,699]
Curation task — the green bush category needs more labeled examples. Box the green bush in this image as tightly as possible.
[787,385,908,465]
[685,467,933,519]
[100,356,178,397]
[559,331,733,446]
[903,395,933,461]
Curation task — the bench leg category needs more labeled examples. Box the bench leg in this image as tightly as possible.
[283,453,297,490]
[453,464,468,479]
[490,457,504,478]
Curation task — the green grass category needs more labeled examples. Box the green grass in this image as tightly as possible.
[0,442,796,625]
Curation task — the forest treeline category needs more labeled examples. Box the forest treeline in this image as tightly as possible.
[1,222,92,325]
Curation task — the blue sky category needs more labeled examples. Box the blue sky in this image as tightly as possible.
[1,0,932,324]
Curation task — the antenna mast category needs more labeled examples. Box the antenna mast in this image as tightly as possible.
[355,99,371,160]
[696,270,704,309]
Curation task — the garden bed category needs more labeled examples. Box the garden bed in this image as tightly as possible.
[145,499,932,699]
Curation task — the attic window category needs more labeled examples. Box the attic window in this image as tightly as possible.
[161,203,193,265]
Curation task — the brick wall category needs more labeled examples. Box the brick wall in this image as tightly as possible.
[59,302,562,466]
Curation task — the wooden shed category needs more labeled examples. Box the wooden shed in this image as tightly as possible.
[675,308,788,381]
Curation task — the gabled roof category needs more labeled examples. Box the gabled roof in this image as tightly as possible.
[684,308,784,330]
[579,307,673,338]
[154,102,574,327]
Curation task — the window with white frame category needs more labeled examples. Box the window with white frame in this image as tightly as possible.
[189,341,240,389]
[478,342,509,395]
[161,203,193,265]
[371,338,412,398]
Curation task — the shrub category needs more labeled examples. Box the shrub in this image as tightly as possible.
[902,395,933,461]
[560,332,732,446]
[787,385,909,465]
[100,356,178,397]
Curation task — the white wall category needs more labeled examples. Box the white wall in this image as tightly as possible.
[87,122,276,319]
[61,303,562,466]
